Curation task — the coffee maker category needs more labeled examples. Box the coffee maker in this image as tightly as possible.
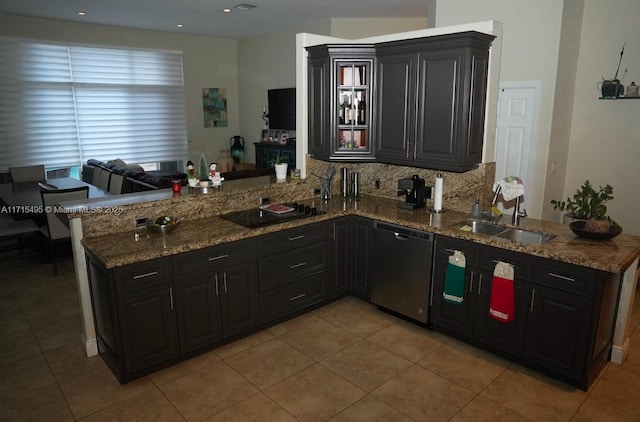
[398,175,430,209]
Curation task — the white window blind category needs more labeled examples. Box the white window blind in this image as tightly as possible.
[0,37,188,172]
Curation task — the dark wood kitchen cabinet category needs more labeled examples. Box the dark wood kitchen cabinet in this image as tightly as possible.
[330,217,351,297]
[350,216,373,298]
[306,44,376,162]
[375,31,494,172]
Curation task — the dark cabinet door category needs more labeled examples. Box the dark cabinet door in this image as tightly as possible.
[331,217,351,297]
[308,52,330,159]
[350,217,372,298]
[472,269,529,356]
[524,284,592,380]
[218,261,259,338]
[117,283,179,373]
[375,52,415,165]
[174,276,222,353]
[430,257,476,338]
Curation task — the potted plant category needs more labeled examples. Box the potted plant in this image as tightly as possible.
[550,180,615,233]
[273,152,288,181]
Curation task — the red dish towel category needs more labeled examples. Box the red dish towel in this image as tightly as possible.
[489,262,515,323]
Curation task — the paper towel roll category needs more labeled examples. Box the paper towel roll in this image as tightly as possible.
[434,174,443,212]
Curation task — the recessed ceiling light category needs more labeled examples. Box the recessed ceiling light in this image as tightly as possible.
[176,24,184,28]
[77,11,87,16]
[235,4,257,11]
[223,8,232,13]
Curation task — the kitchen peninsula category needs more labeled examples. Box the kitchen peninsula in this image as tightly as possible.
[70,176,640,390]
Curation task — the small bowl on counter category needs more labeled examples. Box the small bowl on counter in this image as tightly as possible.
[146,216,180,234]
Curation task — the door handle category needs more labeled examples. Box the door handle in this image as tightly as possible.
[169,287,174,310]
[289,262,307,269]
[208,254,229,261]
[223,272,228,294]
[133,271,158,279]
[477,273,483,295]
[288,235,305,241]
[530,289,536,312]
[214,274,219,296]
[469,271,474,293]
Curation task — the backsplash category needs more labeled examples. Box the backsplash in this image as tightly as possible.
[306,156,496,214]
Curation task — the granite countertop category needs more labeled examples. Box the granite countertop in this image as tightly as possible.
[82,195,640,273]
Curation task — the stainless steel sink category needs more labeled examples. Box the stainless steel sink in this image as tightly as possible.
[451,220,510,236]
[451,220,555,244]
[495,229,555,244]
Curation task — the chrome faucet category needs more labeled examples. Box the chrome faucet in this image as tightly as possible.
[512,196,527,225]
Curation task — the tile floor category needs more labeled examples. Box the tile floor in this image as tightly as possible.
[1,249,639,421]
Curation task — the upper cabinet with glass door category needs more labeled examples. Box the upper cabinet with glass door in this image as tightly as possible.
[307,44,376,162]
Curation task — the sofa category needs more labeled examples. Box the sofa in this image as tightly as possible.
[83,159,187,193]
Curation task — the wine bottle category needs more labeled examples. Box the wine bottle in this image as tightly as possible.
[344,95,351,124]
[338,94,345,125]
[359,97,366,125]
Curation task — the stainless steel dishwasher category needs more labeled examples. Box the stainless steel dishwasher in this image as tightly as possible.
[370,221,434,324]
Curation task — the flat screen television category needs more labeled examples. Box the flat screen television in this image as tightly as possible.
[268,88,296,130]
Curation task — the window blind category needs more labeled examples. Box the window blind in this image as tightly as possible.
[0,37,188,172]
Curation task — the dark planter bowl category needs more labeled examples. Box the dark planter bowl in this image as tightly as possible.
[569,221,622,240]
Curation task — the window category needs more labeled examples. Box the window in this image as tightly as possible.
[0,37,188,172]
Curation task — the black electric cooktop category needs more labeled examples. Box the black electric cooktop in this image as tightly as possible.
[219,204,324,229]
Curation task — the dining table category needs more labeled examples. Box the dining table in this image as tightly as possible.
[0,177,110,219]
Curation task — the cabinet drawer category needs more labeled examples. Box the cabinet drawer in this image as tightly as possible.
[434,235,478,266]
[259,271,328,322]
[533,258,597,297]
[114,258,173,294]
[173,239,256,278]
[258,242,329,291]
[479,245,532,280]
[257,222,329,256]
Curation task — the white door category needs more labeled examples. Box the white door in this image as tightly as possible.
[494,82,539,212]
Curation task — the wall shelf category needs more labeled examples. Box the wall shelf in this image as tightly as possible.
[599,97,640,100]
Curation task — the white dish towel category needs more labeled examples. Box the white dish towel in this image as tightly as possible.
[493,176,524,202]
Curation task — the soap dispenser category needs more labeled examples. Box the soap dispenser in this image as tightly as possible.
[471,198,482,219]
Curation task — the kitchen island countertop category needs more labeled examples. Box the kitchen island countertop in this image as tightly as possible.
[82,195,640,273]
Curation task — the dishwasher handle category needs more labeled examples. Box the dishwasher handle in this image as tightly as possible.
[373,221,433,241]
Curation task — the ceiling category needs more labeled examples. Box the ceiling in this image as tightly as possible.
[0,0,429,40]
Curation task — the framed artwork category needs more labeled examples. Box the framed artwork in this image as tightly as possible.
[203,88,228,127]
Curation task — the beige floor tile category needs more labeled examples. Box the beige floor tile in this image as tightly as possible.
[583,364,640,416]
[572,393,638,422]
[279,315,360,361]
[322,301,397,337]
[225,338,314,389]
[266,312,324,337]
[265,363,366,422]
[367,319,448,362]
[158,360,258,421]
[203,391,297,422]
[30,313,82,351]
[329,394,413,422]
[150,351,221,386]
[321,340,412,392]
[0,382,74,422]
[214,329,275,359]
[45,344,156,419]
[619,338,640,377]
[450,395,532,421]
[0,314,42,364]
[417,338,510,393]
[480,364,587,421]
[372,364,475,421]
[312,296,371,318]
[22,292,80,327]
[79,388,186,422]
[0,353,56,402]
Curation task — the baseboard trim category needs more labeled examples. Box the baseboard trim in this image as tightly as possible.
[611,338,630,364]
[81,334,99,357]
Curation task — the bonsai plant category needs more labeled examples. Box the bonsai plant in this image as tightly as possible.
[550,180,614,232]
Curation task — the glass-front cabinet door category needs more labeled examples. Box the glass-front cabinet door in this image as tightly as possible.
[334,60,374,160]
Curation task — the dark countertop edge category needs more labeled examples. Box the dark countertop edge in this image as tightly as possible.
[81,196,640,274]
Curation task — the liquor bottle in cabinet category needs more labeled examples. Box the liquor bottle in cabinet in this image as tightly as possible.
[306,44,375,162]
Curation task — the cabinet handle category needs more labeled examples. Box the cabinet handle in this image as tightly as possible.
[169,287,174,310]
[332,223,336,240]
[445,248,458,254]
[530,289,536,312]
[133,271,158,279]
[413,137,417,160]
[208,254,229,261]
[469,271,474,293]
[289,262,307,269]
[290,293,306,301]
[223,272,228,294]
[214,274,219,296]
[548,272,576,282]
[477,273,483,295]
[406,139,412,159]
[288,235,305,241]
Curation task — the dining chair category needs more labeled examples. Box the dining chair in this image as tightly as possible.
[0,214,40,256]
[92,167,111,191]
[39,186,89,276]
[9,165,46,183]
[108,173,124,194]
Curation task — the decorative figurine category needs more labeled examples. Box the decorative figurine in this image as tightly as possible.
[209,162,224,185]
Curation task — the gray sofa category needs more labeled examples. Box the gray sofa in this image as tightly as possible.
[82,159,187,193]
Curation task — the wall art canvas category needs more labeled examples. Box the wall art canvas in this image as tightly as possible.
[203,88,228,127]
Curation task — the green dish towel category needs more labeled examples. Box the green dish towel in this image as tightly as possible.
[443,250,466,305]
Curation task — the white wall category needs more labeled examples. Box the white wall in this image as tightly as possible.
[434,0,565,220]
[564,0,640,235]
